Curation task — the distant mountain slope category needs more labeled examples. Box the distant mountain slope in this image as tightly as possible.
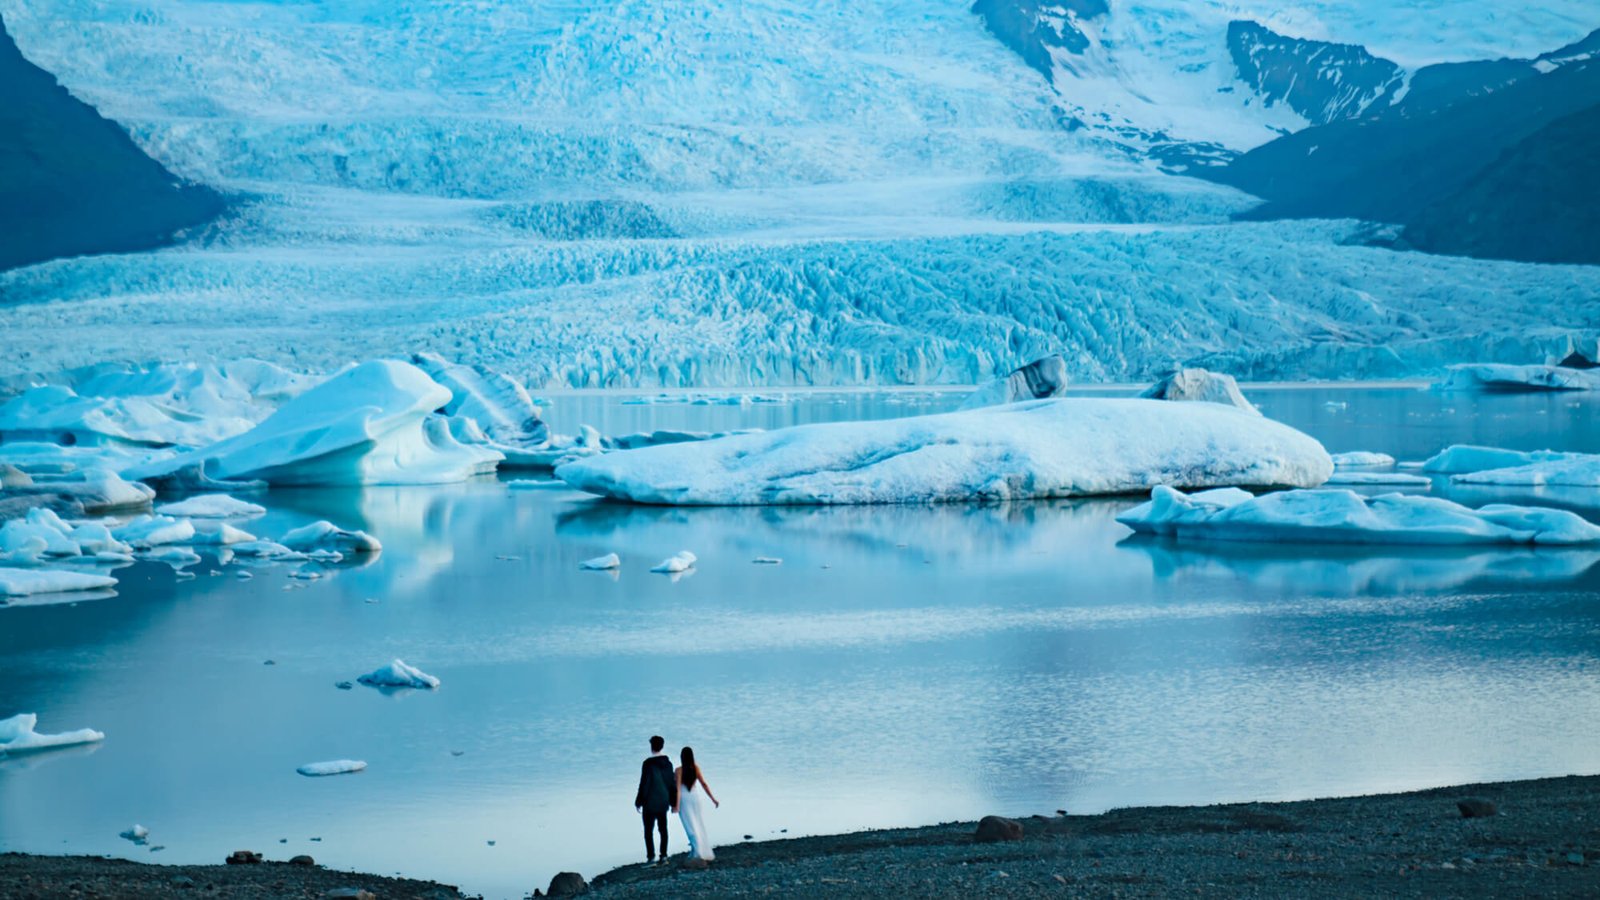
[0,16,222,272]
[1400,103,1600,265]
[1226,21,1404,125]
[1199,59,1600,225]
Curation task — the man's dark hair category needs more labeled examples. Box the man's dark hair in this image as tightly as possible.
[650,735,665,753]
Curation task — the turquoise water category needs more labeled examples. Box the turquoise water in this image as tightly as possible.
[3,385,1600,898]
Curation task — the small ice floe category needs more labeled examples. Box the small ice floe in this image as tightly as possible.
[280,521,381,555]
[120,825,149,844]
[1323,472,1431,487]
[155,495,267,519]
[1452,454,1600,488]
[296,759,366,777]
[1330,451,1395,469]
[0,712,105,753]
[235,570,253,580]
[1119,485,1600,545]
[1,510,82,560]
[230,540,304,560]
[0,567,118,597]
[112,515,196,549]
[1421,445,1572,474]
[752,557,782,565]
[579,552,621,571]
[650,551,696,574]
[189,523,258,546]
[1323,400,1349,410]
[288,565,325,581]
[357,658,440,689]
[141,547,202,568]
[304,549,343,562]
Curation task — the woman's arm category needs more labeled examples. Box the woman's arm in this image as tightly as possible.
[672,767,682,812]
[698,767,719,807]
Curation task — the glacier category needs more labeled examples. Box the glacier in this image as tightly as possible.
[0,0,1597,389]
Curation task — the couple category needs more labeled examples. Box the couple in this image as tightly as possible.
[634,735,720,864]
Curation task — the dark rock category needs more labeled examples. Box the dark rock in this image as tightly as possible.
[225,850,262,865]
[1458,798,1498,818]
[335,681,354,690]
[1227,20,1402,125]
[975,816,1024,843]
[683,858,710,871]
[1559,352,1600,370]
[263,660,276,666]
[322,890,375,900]
[546,871,588,895]
[171,875,195,888]
[1568,852,1586,866]
[289,855,315,866]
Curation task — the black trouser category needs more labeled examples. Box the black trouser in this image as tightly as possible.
[642,809,668,858]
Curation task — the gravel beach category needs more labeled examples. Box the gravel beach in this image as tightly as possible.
[4,775,1598,898]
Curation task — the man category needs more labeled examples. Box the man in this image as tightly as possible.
[634,735,677,864]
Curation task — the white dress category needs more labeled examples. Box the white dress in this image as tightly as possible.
[677,777,714,861]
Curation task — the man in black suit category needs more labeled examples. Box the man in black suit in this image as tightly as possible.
[634,735,677,863]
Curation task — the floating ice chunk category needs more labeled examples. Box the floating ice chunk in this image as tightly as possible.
[190,523,257,546]
[411,353,548,448]
[113,515,196,549]
[0,567,118,597]
[1421,445,1573,474]
[1451,454,1600,488]
[752,557,783,565]
[1138,368,1259,415]
[579,552,621,570]
[0,514,79,559]
[1119,485,1600,545]
[119,825,149,843]
[1331,451,1396,469]
[280,521,381,554]
[141,547,202,568]
[229,540,304,560]
[506,479,567,490]
[960,355,1068,410]
[650,551,697,573]
[297,759,367,777]
[67,523,131,555]
[1323,472,1431,486]
[0,713,105,753]
[558,399,1331,505]
[155,495,267,518]
[125,360,503,486]
[1438,364,1600,392]
[357,659,440,689]
[2,468,156,515]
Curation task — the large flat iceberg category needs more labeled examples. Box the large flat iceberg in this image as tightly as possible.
[0,567,119,597]
[1451,454,1600,488]
[1437,364,1600,392]
[126,360,502,486]
[1119,485,1600,545]
[0,713,105,753]
[556,398,1332,505]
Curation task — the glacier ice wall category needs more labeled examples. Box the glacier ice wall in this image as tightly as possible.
[1,0,1596,388]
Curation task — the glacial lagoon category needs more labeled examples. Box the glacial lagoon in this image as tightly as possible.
[3,384,1600,898]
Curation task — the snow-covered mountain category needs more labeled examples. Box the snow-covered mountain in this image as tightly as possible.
[0,0,1597,388]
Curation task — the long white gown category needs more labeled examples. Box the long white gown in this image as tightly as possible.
[677,779,714,861]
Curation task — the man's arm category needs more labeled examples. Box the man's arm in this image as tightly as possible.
[635,760,649,809]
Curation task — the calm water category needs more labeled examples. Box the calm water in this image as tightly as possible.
[4,385,1600,898]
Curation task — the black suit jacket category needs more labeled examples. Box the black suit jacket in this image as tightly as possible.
[635,755,677,814]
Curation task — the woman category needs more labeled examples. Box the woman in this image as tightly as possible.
[673,746,719,861]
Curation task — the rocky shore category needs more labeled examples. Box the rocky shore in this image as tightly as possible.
[4,775,1599,898]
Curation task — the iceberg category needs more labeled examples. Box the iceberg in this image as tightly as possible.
[125,361,503,486]
[0,509,82,559]
[280,521,382,554]
[228,540,304,560]
[1331,451,1396,468]
[1137,368,1259,414]
[1421,445,1573,474]
[140,546,202,568]
[579,552,621,571]
[155,495,267,518]
[0,713,106,753]
[112,515,196,549]
[296,759,367,777]
[0,567,118,597]
[1451,454,1600,488]
[960,355,1069,410]
[411,353,549,449]
[357,659,440,689]
[1437,364,1600,392]
[189,523,257,546]
[2,468,156,516]
[557,398,1331,505]
[650,551,697,573]
[1118,485,1600,545]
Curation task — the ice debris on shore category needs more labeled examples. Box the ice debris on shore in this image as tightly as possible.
[297,759,367,776]
[959,355,1069,410]
[650,551,697,573]
[1118,486,1600,545]
[155,495,267,518]
[579,552,621,570]
[0,713,105,753]
[558,399,1331,505]
[1438,363,1600,392]
[1137,368,1258,415]
[357,659,440,689]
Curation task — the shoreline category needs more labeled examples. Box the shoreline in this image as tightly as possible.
[5,774,1598,898]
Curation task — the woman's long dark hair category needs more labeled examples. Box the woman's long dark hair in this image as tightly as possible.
[680,747,698,789]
